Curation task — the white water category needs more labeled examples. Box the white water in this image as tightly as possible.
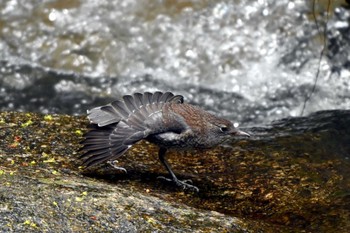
[0,0,349,125]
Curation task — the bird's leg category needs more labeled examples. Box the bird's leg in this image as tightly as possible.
[157,147,199,192]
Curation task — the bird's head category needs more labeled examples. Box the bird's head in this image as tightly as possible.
[201,116,250,147]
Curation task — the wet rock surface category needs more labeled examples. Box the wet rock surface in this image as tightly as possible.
[0,110,349,232]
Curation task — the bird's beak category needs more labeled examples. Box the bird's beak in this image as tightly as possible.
[233,130,250,137]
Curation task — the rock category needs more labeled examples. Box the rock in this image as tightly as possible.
[1,111,349,232]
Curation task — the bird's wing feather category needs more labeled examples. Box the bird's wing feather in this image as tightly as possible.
[80,92,185,167]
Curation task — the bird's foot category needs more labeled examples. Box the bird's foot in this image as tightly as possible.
[157,176,199,192]
[107,161,127,173]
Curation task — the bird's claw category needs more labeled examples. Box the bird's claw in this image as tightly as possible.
[157,176,172,182]
[181,179,193,184]
[107,161,127,173]
[175,179,199,192]
[157,176,199,192]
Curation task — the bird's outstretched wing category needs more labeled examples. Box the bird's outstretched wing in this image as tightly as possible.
[80,91,184,167]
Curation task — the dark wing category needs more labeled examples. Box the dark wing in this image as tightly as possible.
[80,91,184,167]
[87,91,182,127]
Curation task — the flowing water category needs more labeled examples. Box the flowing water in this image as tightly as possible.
[0,0,349,126]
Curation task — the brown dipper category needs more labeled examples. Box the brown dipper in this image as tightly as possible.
[80,91,250,191]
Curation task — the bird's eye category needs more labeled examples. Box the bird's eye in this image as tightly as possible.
[219,126,229,133]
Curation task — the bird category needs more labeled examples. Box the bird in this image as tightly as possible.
[80,91,250,192]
